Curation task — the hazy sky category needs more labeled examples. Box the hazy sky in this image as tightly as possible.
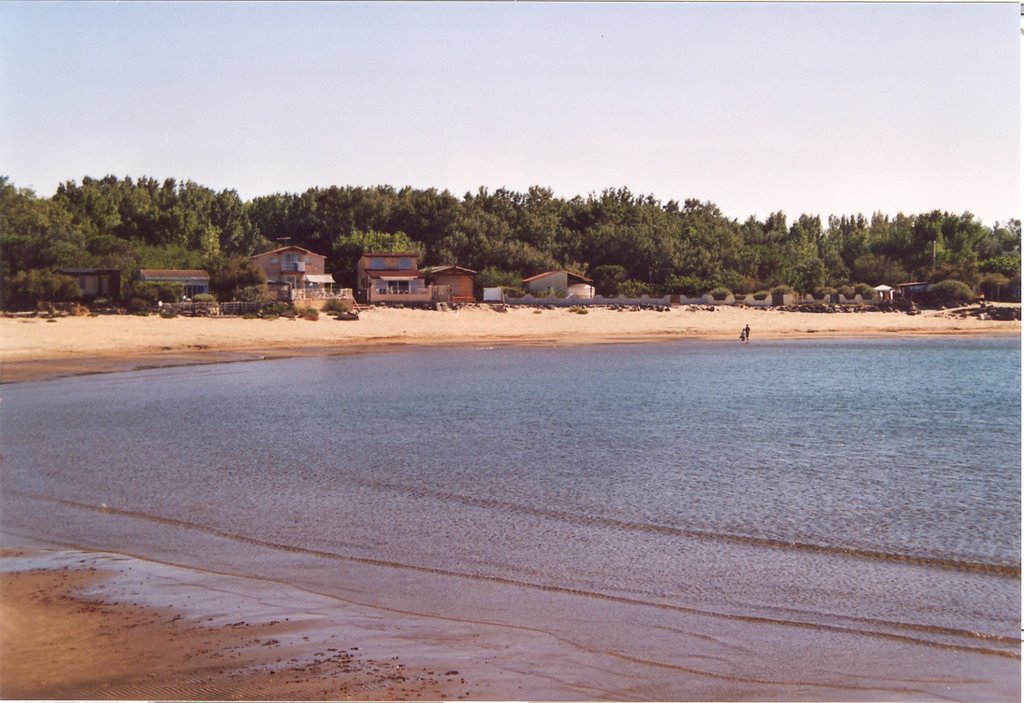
[1,1,1020,224]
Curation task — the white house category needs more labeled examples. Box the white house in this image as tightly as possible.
[522,270,595,299]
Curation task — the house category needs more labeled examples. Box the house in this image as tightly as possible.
[523,270,595,299]
[356,252,432,304]
[60,268,121,302]
[138,269,210,298]
[422,265,477,303]
[252,246,335,300]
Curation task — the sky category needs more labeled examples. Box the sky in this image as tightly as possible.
[0,1,1020,225]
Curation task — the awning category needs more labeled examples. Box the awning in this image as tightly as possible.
[304,274,336,284]
[379,275,417,281]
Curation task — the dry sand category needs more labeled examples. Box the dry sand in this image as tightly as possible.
[1,303,1018,383]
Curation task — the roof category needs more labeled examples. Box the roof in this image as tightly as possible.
[873,284,894,291]
[422,265,477,276]
[304,274,336,284]
[365,270,422,280]
[139,269,210,281]
[253,245,324,258]
[359,252,420,259]
[522,270,593,285]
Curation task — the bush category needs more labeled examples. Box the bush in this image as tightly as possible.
[262,302,290,317]
[925,280,976,307]
[238,284,275,304]
[770,284,795,296]
[322,298,352,314]
[619,279,653,298]
[664,275,706,297]
[4,269,80,310]
[125,281,183,304]
[853,283,876,301]
[752,291,769,301]
[294,305,320,321]
[126,297,151,314]
[709,287,732,301]
[590,265,628,296]
[503,287,526,299]
[192,293,217,303]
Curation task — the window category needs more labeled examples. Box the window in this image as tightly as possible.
[370,258,385,269]
[398,258,413,270]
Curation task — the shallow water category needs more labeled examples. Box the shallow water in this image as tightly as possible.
[2,337,1020,700]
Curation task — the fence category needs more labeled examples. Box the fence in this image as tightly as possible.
[218,301,261,315]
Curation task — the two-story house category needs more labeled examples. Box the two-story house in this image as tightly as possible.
[356,252,432,304]
[252,246,335,300]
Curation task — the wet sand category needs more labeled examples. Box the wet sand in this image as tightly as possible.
[0,547,586,701]
[1,304,1018,383]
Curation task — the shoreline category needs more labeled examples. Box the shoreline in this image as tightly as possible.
[0,544,602,701]
[1,305,1020,383]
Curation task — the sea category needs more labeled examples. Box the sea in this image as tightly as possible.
[1,336,1020,701]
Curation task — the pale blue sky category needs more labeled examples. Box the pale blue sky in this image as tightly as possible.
[1,2,1019,224]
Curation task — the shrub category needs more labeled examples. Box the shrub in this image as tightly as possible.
[294,305,320,321]
[125,297,152,314]
[709,287,732,301]
[853,283,876,301]
[664,275,706,297]
[124,281,183,304]
[192,293,217,303]
[262,302,290,317]
[322,298,352,314]
[590,265,627,296]
[532,288,551,299]
[770,284,795,296]
[837,285,855,299]
[752,291,769,301]
[619,279,653,298]
[925,280,976,307]
[503,287,526,299]
[4,269,80,310]
[238,284,275,304]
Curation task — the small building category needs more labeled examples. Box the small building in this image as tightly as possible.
[252,246,335,300]
[523,270,595,299]
[422,265,477,303]
[873,284,895,302]
[895,282,930,301]
[356,252,432,304]
[138,269,210,298]
[60,268,121,302]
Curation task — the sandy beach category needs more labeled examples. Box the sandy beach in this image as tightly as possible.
[1,547,560,701]
[1,304,1018,383]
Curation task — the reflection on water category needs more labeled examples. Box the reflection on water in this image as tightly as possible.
[2,337,1020,700]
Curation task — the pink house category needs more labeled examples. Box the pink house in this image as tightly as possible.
[251,245,335,299]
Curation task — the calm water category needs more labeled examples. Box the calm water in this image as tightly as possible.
[2,337,1020,700]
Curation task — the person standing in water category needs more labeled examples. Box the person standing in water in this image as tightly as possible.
[743,324,750,343]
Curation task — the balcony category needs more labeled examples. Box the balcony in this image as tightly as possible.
[281,261,306,272]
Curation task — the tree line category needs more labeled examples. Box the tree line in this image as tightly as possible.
[1,174,1019,308]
